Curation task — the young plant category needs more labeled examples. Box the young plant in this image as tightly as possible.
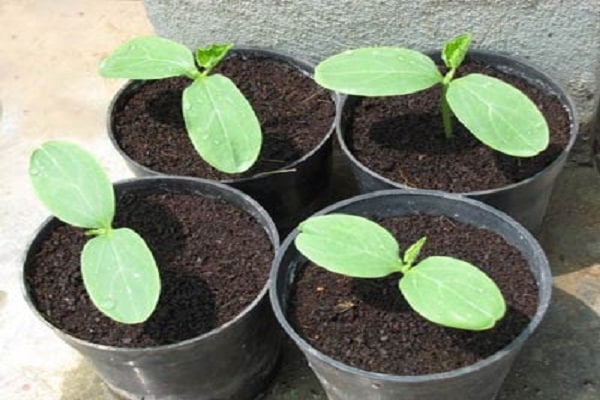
[99,36,261,174]
[295,214,506,331]
[29,141,160,324]
[314,33,549,157]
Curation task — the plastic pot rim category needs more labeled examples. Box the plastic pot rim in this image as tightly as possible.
[269,188,551,384]
[334,49,579,197]
[22,175,280,354]
[107,46,338,182]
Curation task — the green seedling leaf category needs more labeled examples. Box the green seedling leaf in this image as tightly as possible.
[403,236,427,268]
[399,256,506,330]
[99,36,198,80]
[81,228,160,324]
[442,33,472,70]
[182,74,262,173]
[196,43,233,72]
[446,73,549,157]
[29,141,114,229]
[314,47,443,96]
[295,214,403,278]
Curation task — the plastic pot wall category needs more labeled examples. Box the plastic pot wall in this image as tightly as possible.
[108,48,336,236]
[336,50,579,233]
[23,177,281,400]
[270,190,552,400]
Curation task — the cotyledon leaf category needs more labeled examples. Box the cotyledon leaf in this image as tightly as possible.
[314,47,443,96]
[29,141,115,229]
[81,228,160,324]
[446,73,549,157]
[399,256,506,331]
[99,36,198,79]
[295,214,403,278]
[182,74,262,173]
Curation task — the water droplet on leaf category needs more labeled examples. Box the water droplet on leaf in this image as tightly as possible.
[30,167,40,176]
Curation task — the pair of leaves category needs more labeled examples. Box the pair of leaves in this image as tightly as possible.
[314,34,548,157]
[99,36,261,174]
[295,214,506,331]
[29,141,160,324]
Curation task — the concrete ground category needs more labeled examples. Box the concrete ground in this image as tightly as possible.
[0,1,598,399]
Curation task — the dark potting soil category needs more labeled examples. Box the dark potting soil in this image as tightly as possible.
[25,189,273,347]
[345,58,572,192]
[289,214,538,375]
[112,53,335,179]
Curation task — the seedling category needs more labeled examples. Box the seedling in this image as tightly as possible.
[315,33,549,157]
[29,141,160,324]
[100,36,261,174]
[295,214,506,330]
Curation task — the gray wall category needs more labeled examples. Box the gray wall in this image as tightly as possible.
[145,0,600,129]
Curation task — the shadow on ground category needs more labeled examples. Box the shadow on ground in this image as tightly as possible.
[539,166,600,275]
[261,339,324,400]
[498,288,600,399]
[60,359,105,400]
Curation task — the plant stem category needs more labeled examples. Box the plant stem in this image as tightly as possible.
[187,69,202,80]
[86,227,112,237]
[440,65,460,140]
[441,83,453,139]
[398,261,411,275]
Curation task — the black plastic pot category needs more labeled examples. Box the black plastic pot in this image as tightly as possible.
[336,50,578,233]
[108,48,336,236]
[270,190,551,400]
[23,177,281,400]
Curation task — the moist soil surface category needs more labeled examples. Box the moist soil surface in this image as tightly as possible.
[345,58,571,192]
[26,188,273,347]
[112,52,335,179]
[289,214,538,375]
